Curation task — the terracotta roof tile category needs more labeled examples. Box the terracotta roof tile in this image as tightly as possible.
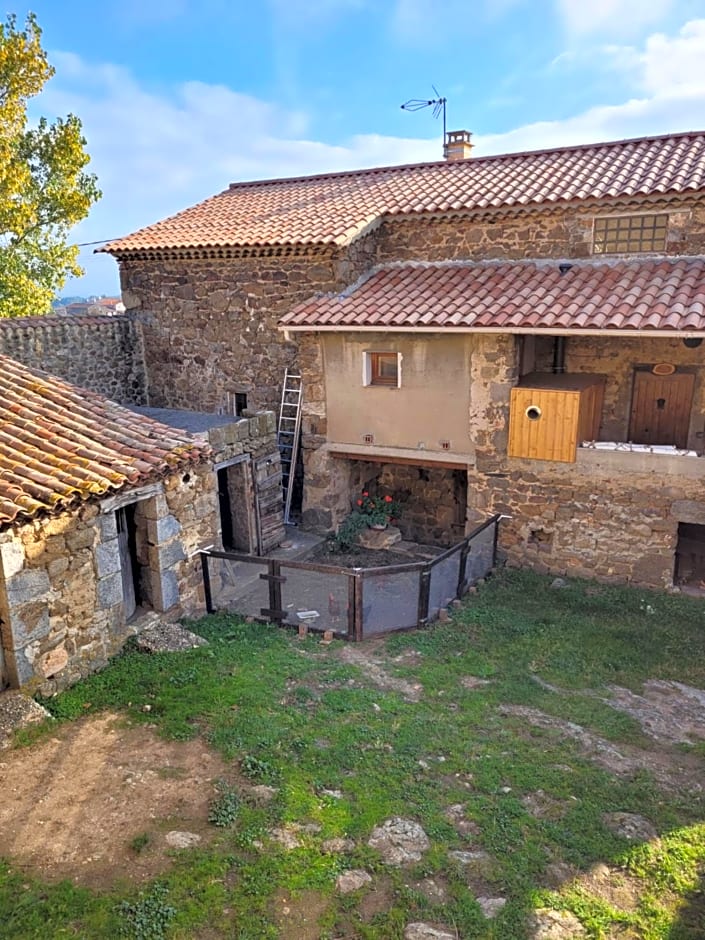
[279,258,705,334]
[0,356,209,525]
[103,132,705,255]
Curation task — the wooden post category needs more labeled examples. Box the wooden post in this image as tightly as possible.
[200,552,214,614]
[417,569,431,628]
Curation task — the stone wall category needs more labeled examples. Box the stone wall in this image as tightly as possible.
[469,455,705,589]
[0,315,147,405]
[0,465,217,694]
[118,239,377,416]
[375,200,705,264]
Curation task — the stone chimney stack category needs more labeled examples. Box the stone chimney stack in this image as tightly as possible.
[444,130,473,161]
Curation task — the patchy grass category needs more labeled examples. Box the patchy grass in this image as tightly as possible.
[2,568,704,938]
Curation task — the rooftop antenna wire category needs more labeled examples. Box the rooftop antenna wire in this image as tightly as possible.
[400,85,447,152]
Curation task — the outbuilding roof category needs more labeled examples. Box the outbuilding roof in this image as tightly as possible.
[102,131,705,256]
[279,257,705,334]
[0,355,209,525]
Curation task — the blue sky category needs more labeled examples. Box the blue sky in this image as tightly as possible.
[13,0,705,296]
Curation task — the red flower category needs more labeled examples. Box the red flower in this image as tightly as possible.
[384,495,393,503]
[362,491,369,497]
[356,499,363,506]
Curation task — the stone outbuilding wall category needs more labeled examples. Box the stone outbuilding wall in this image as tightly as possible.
[0,464,217,695]
[0,315,147,405]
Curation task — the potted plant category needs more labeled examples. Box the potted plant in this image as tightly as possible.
[355,491,401,529]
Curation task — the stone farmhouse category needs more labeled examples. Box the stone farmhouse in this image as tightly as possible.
[102,129,705,594]
[0,333,284,693]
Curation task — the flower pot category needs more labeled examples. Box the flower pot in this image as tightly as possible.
[369,522,388,531]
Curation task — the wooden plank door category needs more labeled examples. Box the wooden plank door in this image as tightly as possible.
[253,455,286,554]
[629,372,694,448]
[116,507,137,620]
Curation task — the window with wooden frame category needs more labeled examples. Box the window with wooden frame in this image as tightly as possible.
[592,213,668,255]
[364,351,400,387]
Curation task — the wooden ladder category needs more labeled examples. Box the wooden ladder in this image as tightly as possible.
[278,369,303,524]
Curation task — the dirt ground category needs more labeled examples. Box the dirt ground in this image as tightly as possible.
[0,714,234,889]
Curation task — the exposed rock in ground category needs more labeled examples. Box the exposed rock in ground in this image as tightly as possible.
[602,812,658,842]
[246,784,278,805]
[322,837,355,854]
[135,621,208,654]
[477,896,506,918]
[165,831,201,848]
[499,704,703,792]
[527,909,587,938]
[368,817,430,865]
[404,924,457,940]
[602,680,705,744]
[0,692,52,748]
[337,646,423,702]
[460,676,492,690]
[444,803,481,838]
[414,878,448,902]
[336,869,372,893]
[522,790,572,820]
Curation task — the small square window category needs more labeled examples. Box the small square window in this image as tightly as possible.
[364,351,400,387]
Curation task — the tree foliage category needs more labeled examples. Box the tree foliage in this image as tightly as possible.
[0,14,100,317]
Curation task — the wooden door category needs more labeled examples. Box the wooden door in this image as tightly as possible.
[0,640,8,690]
[629,372,694,448]
[253,455,286,554]
[116,507,137,620]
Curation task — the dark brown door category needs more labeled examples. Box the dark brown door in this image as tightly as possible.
[629,371,694,448]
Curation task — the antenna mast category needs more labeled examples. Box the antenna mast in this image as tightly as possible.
[400,85,447,154]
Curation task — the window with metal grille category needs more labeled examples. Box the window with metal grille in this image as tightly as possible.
[593,214,668,254]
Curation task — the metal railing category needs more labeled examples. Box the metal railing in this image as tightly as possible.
[200,514,500,641]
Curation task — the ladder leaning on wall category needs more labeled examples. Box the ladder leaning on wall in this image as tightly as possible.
[277,369,303,525]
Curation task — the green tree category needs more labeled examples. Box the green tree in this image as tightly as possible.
[0,13,100,317]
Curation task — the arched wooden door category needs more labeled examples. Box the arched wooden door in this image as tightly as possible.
[628,371,694,448]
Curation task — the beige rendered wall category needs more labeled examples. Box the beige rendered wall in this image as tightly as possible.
[322,333,475,455]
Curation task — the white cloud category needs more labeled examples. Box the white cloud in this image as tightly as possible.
[638,18,705,95]
[555,0,674,37]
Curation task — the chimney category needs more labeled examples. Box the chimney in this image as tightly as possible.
[444,129,473,161]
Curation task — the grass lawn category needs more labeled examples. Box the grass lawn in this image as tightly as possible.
[2,568,704,939]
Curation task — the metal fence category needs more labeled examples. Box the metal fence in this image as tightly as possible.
[200,514,500,641]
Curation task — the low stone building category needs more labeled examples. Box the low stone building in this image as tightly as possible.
[0,355,283,694]
[102,129,705,591]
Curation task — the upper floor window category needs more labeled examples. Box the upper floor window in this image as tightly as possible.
[364,351,401,387]
[593,213,668,255]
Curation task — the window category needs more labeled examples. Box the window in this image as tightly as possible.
[593,213,668,254]
[364,352,401,387]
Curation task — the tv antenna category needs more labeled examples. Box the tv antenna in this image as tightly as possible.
[400,85,447,144]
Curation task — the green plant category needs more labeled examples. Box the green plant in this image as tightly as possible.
[129,832,151,855]
[208,782,241,828]
[117,883,175,939]
[355,490,401,527]
[331,512,368,552]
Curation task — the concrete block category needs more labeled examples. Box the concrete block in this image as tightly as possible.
[7,602,50,647]
[157,568,180,611]
[95,539,121,578]
[153,514,182,543]
[0,538,25,579]
[5,569,51,606]
[96,512,118,540]
[158,540,187,569]
[97,572,124,609]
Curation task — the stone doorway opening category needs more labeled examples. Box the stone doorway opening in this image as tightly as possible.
[348,461,468,547]
[216,459,256,553]
[674,523,705,593]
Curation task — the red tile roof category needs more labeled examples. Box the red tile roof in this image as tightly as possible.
[102,131,705,255]
[0,355,209,525]
[279,258,705,333]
